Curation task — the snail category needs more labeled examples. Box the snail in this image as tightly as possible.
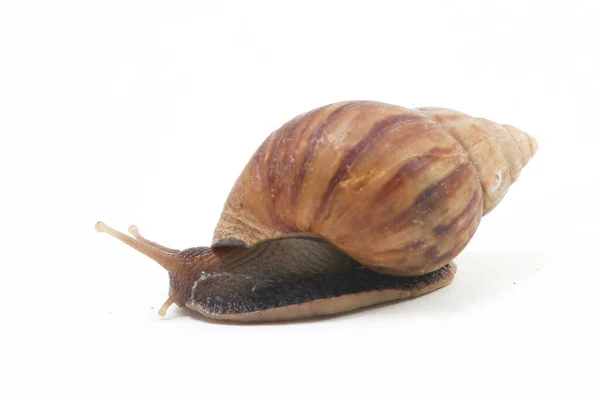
[96,101,537,322]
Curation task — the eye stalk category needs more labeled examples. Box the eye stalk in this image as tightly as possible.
[96,221,185,316]
[95,221,180,273]
[95,221,237,316]
[96,221,181,317]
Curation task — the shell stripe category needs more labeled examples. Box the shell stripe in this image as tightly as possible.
[433,189,481,236]
[265,113,310,230]
[291,101,361,203]
[384,162,473,232]
[312,113,422,224]
[375,147,455,203]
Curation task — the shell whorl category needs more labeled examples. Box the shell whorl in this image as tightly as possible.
[416,107,537,214]
[213,101,537,276]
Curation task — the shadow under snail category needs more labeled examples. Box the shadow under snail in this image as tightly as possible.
[96,101,537,322]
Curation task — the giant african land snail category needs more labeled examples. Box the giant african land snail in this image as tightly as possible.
[97,101,537,322]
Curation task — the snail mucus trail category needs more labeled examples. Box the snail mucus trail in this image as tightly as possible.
[96,101,537,322]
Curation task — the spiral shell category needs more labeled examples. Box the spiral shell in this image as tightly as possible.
[213,101,537,276]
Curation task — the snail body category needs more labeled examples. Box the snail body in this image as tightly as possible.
[97,101,537,322]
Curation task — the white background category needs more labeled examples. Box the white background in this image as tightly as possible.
[1,1,599,399]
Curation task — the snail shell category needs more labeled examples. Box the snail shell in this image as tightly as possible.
[214,101,537,276]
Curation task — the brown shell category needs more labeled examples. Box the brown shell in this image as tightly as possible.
[212,101,537,276]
